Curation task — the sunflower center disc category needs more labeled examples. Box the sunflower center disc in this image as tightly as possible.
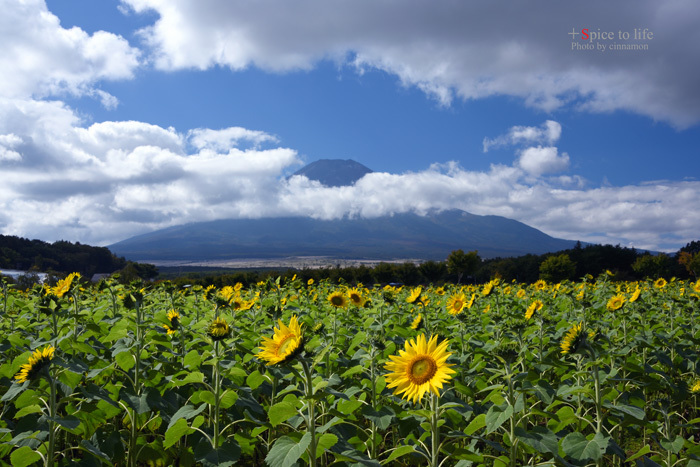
[331,297,344,306]
[277,334,296,356]
[409,356,437,384]
[454,300,463,309]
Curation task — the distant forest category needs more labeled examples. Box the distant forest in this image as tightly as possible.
[2,234,699,288]
[161,241,700,288]
[0,235,156,283]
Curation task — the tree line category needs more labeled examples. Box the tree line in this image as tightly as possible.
[161,241,700,288]
[0,235,157,286]
[2,233,699,289]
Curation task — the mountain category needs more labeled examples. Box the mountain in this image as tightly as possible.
[290,159,373,187]
[108,209,579,262]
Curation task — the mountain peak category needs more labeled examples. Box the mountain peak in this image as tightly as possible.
[291,159,373,187]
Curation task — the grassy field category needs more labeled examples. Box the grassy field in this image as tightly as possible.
[0,273,699,466]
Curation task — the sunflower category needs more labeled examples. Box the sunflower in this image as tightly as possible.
[691,379,700,393]
[219,286,235,302]
[466,293,476,309]
[446,293,467,315]
[406,287,422,304]
[328,291,348,309]
[258,315,304,365]
[525,300,543,320]
[203,285,216,301]
[654,278,667,289]
[693,280,700,294]
[629,287,641,303]
[606,294,625,311]
[15,345,55,383]
[163,309,180,335]
[516,289,527,299]
[384,334,455,403]
[347,288,367,307]
[51,272,80,298]
[208,317,231,341]
[410,314,423,330]
[533,280,547,292]
[560,323,586,355]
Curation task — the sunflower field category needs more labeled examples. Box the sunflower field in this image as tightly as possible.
[0,272,699,466]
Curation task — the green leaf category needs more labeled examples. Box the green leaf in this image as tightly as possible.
[548,406,576,432]
[606,402,646,421]
[485,404,513,434]
[2,382,27,402]
[182,371,205,384]
[80,439,110,462]
[49,415,81,431]
[660,435,684,454]
[561,432,608,462]
[200,390,216,406]
[336,398,363,415]
[514,426,558,454]
[464,413,486,436]
[341,365,364,378]
[626,444,651,463]
[246,370,265,390]
[220,389,238,409]
[362,405,394,431]
[315,433,338,457]
[184,350,201,369]
[194,439,241,467]
[383,445,415,464]
[11,446,41,467]
[114,351,134,371]
[265,433,312,467]
[164,418,191,449]
[268,400,299,427]
[14,404,43,419]
[167,403,207,430]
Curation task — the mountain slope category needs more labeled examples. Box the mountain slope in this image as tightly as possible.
[108,209,579,261]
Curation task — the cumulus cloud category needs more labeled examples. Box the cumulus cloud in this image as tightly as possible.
[0,98,696,252]
[517,146,570,176]
[121,0,700,128]
[0,99,697,251]
[0,0,140,102]
[483,120,562,152]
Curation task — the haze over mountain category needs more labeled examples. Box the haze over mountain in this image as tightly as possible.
[108,209,579,262]
[108,158,580,262]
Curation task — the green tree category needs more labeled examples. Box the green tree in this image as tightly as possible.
[446,249,481,284]
[419,260,447,284]
[632,253,672,279]
[539,253,577,283]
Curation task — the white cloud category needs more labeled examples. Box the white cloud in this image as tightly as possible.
[483,120,562,152]
[188,127,279,152]
[518,146,570,176]
[0,99,696,252]
[121,0,700,128]
[0,0,140,102]
[0,133,22,161]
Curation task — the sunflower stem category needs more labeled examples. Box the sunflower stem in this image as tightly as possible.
[300,359,318,467]
[430,392,440,467]
[369,343,378,459]
[47,369,57,467]
[213,340,221,449]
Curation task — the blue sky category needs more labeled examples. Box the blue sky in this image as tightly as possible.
[1,0,699,253]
